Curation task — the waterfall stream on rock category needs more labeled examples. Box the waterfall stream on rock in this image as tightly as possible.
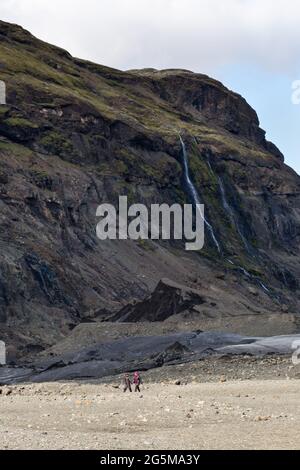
[188,139,271,295]
[179,136,221,253]
[217,176,252,255]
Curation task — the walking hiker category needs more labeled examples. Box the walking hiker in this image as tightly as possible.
[133,371,142,392]
[123,373,132,392]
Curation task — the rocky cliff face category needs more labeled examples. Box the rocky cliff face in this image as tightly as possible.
[0,21,299,356]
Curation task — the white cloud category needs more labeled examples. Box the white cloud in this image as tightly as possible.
[0,0,300,74]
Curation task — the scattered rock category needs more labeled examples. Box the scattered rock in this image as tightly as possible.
[254,415,271,422]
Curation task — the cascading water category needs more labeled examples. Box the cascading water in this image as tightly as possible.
[217,176,252,255]
[257,281,270,293]
[179,136,221,253]
[206,152,251,254]
[208,156,271,293]
[215,172,270,292]
[206,156,213,174]
[226,258,270,293]
[181,136,271,295]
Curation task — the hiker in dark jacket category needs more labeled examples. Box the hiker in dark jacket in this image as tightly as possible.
[133,371,142,392]
[123,373,132,392]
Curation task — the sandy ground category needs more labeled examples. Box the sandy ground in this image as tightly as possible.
[1,377,300,450]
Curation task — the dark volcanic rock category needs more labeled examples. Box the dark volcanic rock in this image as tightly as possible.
[111,278,206,322]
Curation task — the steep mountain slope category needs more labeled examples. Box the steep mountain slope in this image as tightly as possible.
[0,21,299,355]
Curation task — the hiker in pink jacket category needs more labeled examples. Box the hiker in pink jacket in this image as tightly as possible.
[133,371,142,392]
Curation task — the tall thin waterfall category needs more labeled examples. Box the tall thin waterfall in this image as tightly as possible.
[208,156,271,293]
[181,136,271,295]
[207,153,251,255]
[218,176,251,254]
[179,136,221,253]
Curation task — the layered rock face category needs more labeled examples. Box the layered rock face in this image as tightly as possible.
[0,21,299,353]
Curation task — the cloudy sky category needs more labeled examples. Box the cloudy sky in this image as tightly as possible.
[1,0,299,173]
